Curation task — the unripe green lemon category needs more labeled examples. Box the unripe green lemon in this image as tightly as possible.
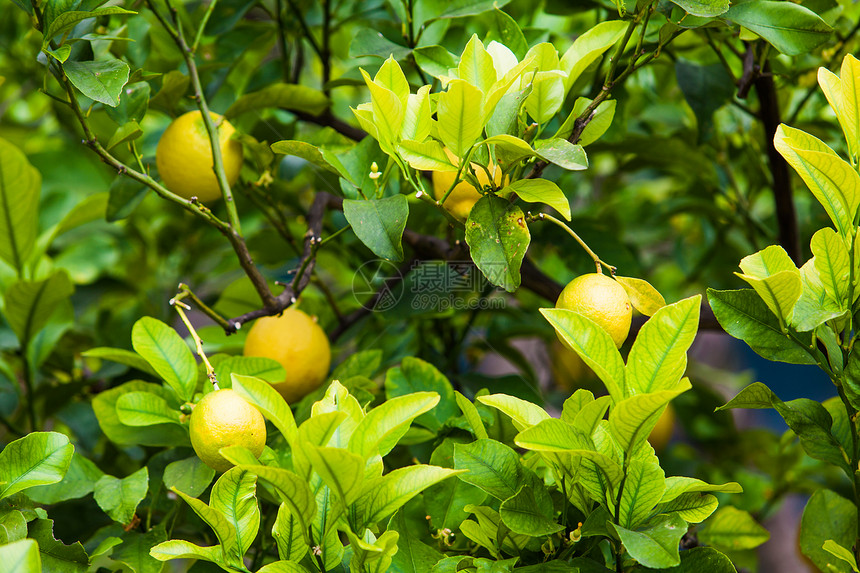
[189,389,266,472]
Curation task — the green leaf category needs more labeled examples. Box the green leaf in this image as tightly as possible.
[64,59,130,107]
[822,540,860,571]
[215,356,286,387]
[615,276,666,317]
[115,391,180,426]
[774,124,860,238]
[667,0,728,16]
[626,295,700,394]
[707,288,815,365]
[465,195,530,292]
[811,227,850,307]
[150,540,221,563]
[524,47,565,124]
[433,0,513,19]
[558,97,617,146]
[413,46,458,79]
[0,510,26,544]
[610,513,687,569]
[163,456,215,498]
[539,308,626,403]
[0,538,40,573]
[273,502,309,563]
[304,446,364,506]
[388,508,443,573]
[92,380,189,447]
[534,139,588,172]
[5,270,74,347]
[698,506,770,551]
[239,466,315,536]
[490,11,528,59]
[717,382,849,472]
[171,487,240,566]
[112,527,167,573]
[819,55,860,163]
[231,373,297,445]
[94,467,149,525]
[131,317,196,401]
[735,245,802,324]
[0,138,40,274]
[106,120,142,150]
[349,392,440,458]
[453,439,524,500]
[661,547,738,572]
[342,195,408,262]
[257,561,312,573]
[270,140,340,175]
[0,431,74,500]
[437,80,484,158]
[349,29,411,60]
[483,134,537,163]
[355,465,461,527]
[618,461,665,529]
[658,492,719,523]
[44,7,136,43]
[503,179,571,220]
[658,477,743,502]
[386,358,457,432]
[725,0,832,56]
[560,20,628,92]
[210,467,259,556]
[514,418,584,451]
[801,489,857,573]
[455,392,489,439]
[477,393,549,431]
[225,83,329,118]
[608,384,690,458]
[25,453,103,505]
[360,68,404,153]
[27,519,88,573]
[399,139,456,172]
[458,35,497,95]
[499,484,564,536]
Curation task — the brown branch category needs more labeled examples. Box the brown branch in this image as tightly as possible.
[755,62,801,265]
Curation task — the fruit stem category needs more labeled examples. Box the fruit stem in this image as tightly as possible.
[171,295,219,390]
[533,213,615,275]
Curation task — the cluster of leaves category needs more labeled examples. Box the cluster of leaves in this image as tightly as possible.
[3,0,860,572]
[709,54,860,572]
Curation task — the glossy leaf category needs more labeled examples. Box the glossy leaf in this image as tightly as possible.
[349,392,439,458]
[171,487,240,565]
[115,391,180,426]
[818,55,860,162]
[505,179,571,220]
[210,467,259,556]
[131,317,196,401]
[707,288,815,365]
[5,271,73,347]
[698,506,769,550]
[735,245,801,324]
[775,124,860,238]
[534,138,588,172]
[304,446,364,506]
[499,484,564,536]
[615,276,666,317]
[0,539,40,573]
[801,489,857,573]
[560,21,628,92]
[626,295,700,394]
[386,357,457,432]
[94,467,149,525]
[27,519,88,573]
[454,439,524,500]
[398,140,457,172]
[342,195,408,262]
[437,80,484,158]
[0,138,40,274]
[270,140,340,175]
[540,308,626,402]
[273,503,308,563]
[354,465,461,527]
[163,456,215,498]
[226,83,328,118]
[610,513,687,569]
[388,508,443,573]
[477,393,550,431]
[64,59,130,107]
[0,431,74,500]
[465,195,530,292]
[231,373,297,444]
[618,461,665,529]
[725,1,832,56]
[609,383,690,457]
[455,392,489,439]
[150,539,221,563]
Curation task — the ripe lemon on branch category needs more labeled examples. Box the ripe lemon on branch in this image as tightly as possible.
[556,272,632,348]
[243,308,332,403]
[189,389,266,472]
[431,149,504,221]
[155,110,243,202]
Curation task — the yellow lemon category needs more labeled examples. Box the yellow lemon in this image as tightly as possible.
[155,110,243,202]
[648,405,675,453]
[189,389,266,472]
[556,273,632,348]
[432,148,504,221]
[243,308,332,403]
